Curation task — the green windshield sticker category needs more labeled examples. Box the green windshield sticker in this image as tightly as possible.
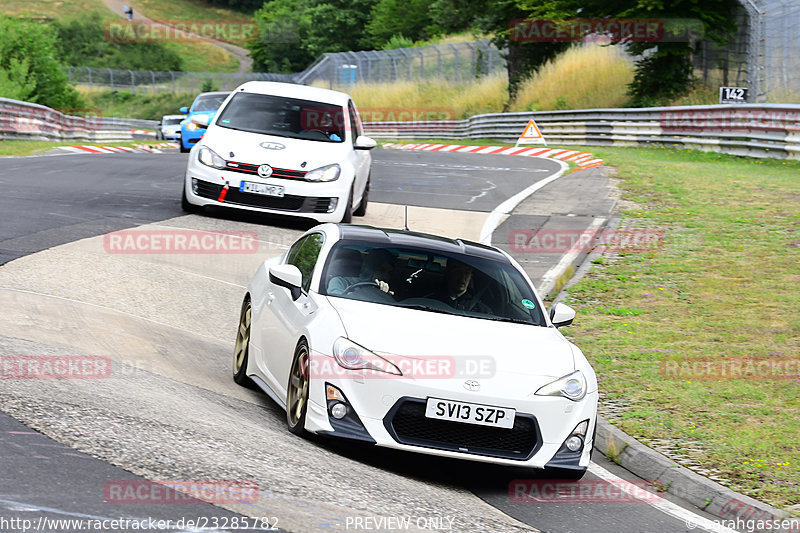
[221,119,230,123]
[522,299,536,309]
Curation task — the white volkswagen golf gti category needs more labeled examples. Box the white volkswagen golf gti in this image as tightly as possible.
[233,224,598,478]
[182,81,376,223]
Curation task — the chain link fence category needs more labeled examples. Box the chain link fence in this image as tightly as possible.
[66,40,506,94]
[694,0,800,102]
[66,67,295,94]
[295,40,506,87]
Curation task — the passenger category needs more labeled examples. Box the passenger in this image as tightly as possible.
[429,259,491,313]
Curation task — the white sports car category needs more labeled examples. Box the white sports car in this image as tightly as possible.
[234,224,598,477]
[182,81,375,223]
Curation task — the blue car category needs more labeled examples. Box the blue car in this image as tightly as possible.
[179,91,230,153]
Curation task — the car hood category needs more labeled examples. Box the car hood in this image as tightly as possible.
[326,297,575,379]
[201,127,347,170]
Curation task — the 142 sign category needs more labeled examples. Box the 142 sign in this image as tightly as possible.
[720,86,748,104]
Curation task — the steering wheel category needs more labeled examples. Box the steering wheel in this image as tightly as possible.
[342,281,382,295]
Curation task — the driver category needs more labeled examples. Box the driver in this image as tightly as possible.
[328,248,394,296]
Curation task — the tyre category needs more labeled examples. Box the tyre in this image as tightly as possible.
[286,339,310,436]
[340,186,353,223]
[181,183,201,214]
[233,298,254,387]
[353,175,369,217]
[179,136,190,153]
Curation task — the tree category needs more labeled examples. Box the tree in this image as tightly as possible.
[0,15,83,109]
[515,0,740,104]
[365,0,434,48]
[249,0,377,73]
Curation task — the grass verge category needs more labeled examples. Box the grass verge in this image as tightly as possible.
[558,146,799,508]
[0,140,168,157]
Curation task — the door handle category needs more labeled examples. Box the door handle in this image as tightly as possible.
[267,291,275,304]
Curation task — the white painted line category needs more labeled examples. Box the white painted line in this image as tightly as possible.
[479,159,570,245]
[537,217,606,297]
[588,463,739,533]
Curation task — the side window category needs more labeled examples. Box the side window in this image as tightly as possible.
[286,233,325,292]
[348,101,362,143]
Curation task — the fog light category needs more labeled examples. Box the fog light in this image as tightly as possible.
[191,178,198,194]
[327,198,338,213]
[330,402,347,419]
[565,435,583,452]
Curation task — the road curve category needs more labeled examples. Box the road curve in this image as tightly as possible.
[0,148,728,533]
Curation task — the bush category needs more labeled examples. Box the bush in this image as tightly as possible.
[0,15,84,109]
[53,13,183,71]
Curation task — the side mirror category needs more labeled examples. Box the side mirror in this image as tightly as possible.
[191,114,210,127]
[549,303,576,328]
[269,264,302,301]
[179,106,189,114]
[354,135,377,150]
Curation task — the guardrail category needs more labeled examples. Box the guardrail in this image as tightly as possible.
[364,104,800,160]
[0,97,158,142]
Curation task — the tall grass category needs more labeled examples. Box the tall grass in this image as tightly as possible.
[511,43,634,111]
[329,73,508,120]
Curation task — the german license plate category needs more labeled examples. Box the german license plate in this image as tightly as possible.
[239,181,284,197]
[425,398,515,429]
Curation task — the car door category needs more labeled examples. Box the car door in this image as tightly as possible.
[348,101,371,199]
[262,232,324,400]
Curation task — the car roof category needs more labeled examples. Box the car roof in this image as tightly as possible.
[194,91,230,98]
[233,81,351,107]
[161,114,186,119]
[334,225,506,262]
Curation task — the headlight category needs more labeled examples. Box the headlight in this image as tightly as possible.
[197,146,226,169]
[305,163,341,182]
[186,122,199,131]
[535,370,587,401]
[332,338,401,375]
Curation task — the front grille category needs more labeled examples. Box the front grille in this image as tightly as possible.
[384,398,541,460]
[224,160,307,180]
[193,180,332,213]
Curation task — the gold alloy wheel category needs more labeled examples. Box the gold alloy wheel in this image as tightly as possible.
[233,299,251,384]
[286,341,310,434]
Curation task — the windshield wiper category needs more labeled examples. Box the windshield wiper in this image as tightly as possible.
[483,316,540,326]
[397,303,454,315]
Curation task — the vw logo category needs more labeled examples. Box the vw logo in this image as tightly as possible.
[463,380,480,392]
[259,142,285,150]
[257,164,273,178]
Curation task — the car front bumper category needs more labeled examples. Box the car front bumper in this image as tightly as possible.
[184,164,352,223]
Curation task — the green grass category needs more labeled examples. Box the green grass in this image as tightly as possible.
[4,0,240,73]
[82,89,196,120]
[556,146,800,509]
[0,140,167,157]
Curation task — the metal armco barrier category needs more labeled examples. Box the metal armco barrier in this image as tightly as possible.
[0,97,158,142]
[364,104,800,160]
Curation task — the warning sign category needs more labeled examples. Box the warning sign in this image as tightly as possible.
[515,119,546,146]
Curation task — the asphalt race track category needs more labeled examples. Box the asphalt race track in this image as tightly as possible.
[0,148,728,532]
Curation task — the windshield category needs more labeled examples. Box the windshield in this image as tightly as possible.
[321,242,547,326]
[163,118,183,125]
[215,92,346,143]
[193,94,228,112]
